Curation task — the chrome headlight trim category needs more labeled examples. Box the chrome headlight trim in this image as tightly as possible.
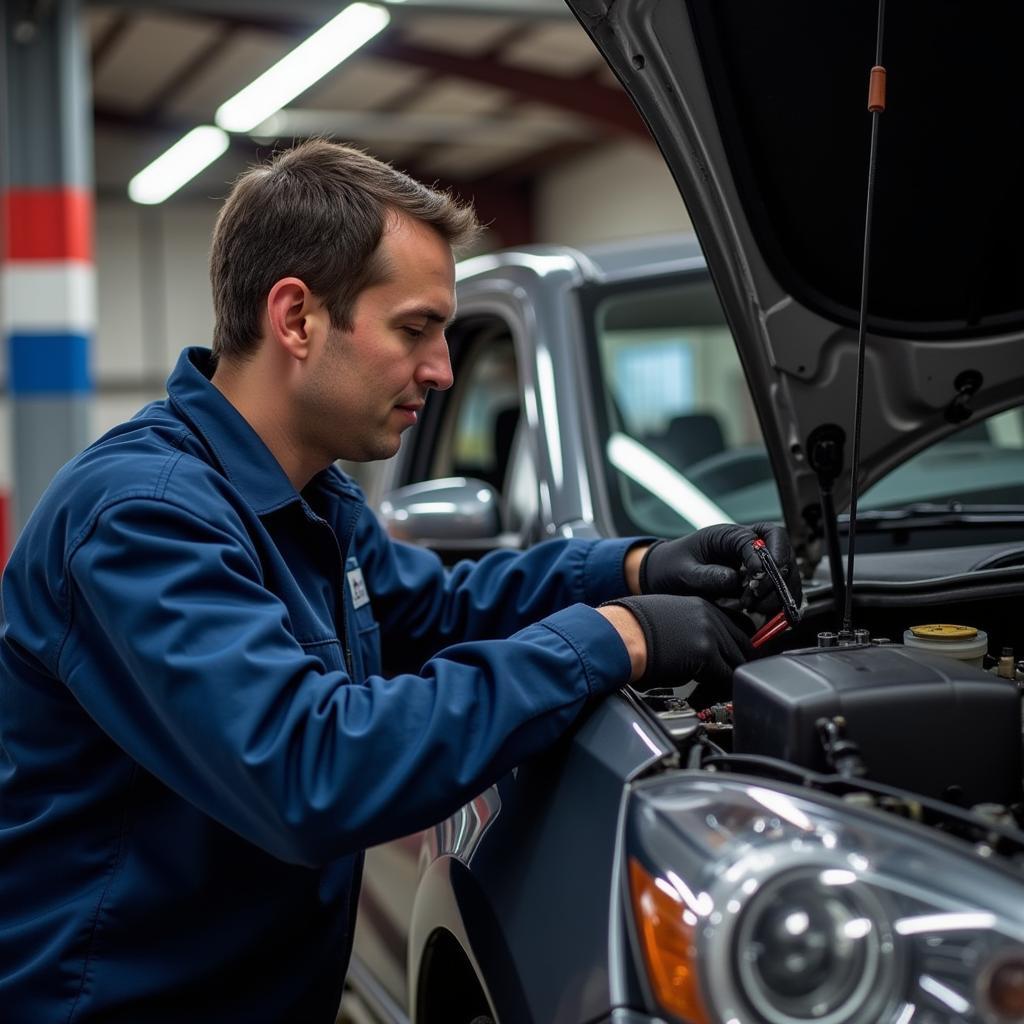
[707,853,901,1024]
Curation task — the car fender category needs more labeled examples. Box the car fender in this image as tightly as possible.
[408,853,532,1024]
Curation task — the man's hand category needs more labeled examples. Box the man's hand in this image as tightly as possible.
[599,595,752,690]
[635,522,802,613]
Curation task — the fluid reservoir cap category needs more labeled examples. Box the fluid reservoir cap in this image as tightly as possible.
[909,623,978,641]
[904,624,988,666]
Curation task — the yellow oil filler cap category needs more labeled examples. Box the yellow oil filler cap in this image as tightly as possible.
[909,624,978,641]
[904,623,987,667]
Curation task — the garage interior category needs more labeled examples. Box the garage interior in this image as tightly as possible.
[6,6,1024,1024]
[0,0,691,551]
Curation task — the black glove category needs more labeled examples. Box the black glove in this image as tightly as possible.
[639,522,802,613]
[603,594,753,690]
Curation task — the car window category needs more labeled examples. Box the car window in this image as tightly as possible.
[861,405,1024,509]
[405,318,537,538]
[590,277,782,536]
[433,335,520,491]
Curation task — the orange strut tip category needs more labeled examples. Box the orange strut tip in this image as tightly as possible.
[868,65,886,113]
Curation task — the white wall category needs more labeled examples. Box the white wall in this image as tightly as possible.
[92,198,219,438]
[534,140,692,246]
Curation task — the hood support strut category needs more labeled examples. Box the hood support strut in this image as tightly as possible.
[807,424,847,614]
[842,0,888,632]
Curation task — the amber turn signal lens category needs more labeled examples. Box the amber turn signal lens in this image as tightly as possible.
[628,857,711,1024]
[985,955,1024,1020]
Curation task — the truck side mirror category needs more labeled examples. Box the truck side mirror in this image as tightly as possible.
[379,478,502,543]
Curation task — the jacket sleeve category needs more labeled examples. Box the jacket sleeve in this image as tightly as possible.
[353,504,640,675]
[59,496,633,867]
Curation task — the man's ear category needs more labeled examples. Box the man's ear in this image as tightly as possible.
[265,277,323,360]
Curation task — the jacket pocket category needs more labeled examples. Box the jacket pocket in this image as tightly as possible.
[353,604,381,679]
[300,637,345,673]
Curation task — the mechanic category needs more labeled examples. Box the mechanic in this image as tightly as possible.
[0,139,800,1022]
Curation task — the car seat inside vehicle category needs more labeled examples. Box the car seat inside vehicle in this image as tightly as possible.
[645,411,726,469]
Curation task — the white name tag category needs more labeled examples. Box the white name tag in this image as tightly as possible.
[347,566,369,609]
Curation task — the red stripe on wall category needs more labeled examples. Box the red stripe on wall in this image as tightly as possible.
[2,189,93,261]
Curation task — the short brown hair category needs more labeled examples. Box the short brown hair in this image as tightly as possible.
[209,139,480,362]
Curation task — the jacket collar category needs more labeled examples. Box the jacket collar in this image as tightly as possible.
[165,347,353,517]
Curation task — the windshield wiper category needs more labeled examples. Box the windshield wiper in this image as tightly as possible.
[838,502,1024,532]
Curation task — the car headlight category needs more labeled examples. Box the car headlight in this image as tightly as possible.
[626,776,1024,1024]
[732,864,894,1024]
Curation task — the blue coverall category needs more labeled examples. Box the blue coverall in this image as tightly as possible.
[0,347,635,1022]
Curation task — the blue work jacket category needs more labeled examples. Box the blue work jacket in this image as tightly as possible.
[0,348,635,1022]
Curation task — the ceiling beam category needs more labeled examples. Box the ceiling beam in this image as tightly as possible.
[100,40,642,144]
[95,106,195,135]
[92,7,639,140]
[96,105,577,178]
[140,22,242,123]
[94,106,578,240]
[366,39,647,140]
[90,11,133,72]
[259,109,590,145]
[393,19,555,173]
[88,0,571,19]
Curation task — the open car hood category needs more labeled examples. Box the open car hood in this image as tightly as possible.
[565,0,1024,554]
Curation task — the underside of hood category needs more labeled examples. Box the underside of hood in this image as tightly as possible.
[566,0,1024,556]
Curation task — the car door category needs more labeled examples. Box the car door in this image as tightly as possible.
[378,310,543,564]
[349,308,540,1017]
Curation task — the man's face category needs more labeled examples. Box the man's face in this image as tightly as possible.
[299,212,456,464]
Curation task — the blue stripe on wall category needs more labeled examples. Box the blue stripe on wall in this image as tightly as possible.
[8,333,92,395]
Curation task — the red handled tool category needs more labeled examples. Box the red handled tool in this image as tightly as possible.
[749,538,802,648]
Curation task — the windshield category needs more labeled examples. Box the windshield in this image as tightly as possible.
[589,274,1024,538]
[860,408,1024,511]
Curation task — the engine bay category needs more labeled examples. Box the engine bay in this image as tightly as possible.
[733,642,1021,806]
[638,583,1024,868]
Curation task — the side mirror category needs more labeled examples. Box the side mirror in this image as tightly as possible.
[379,478,502,543]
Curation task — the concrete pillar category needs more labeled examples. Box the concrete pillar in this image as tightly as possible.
[1,0,93,539]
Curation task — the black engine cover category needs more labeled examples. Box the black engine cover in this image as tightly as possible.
[732,644,1022,806]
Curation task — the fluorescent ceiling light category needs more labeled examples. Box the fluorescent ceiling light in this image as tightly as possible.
[128,126,230,205]
[215,3,391,134]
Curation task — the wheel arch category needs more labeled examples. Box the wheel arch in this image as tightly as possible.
[409,855,532,1024]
